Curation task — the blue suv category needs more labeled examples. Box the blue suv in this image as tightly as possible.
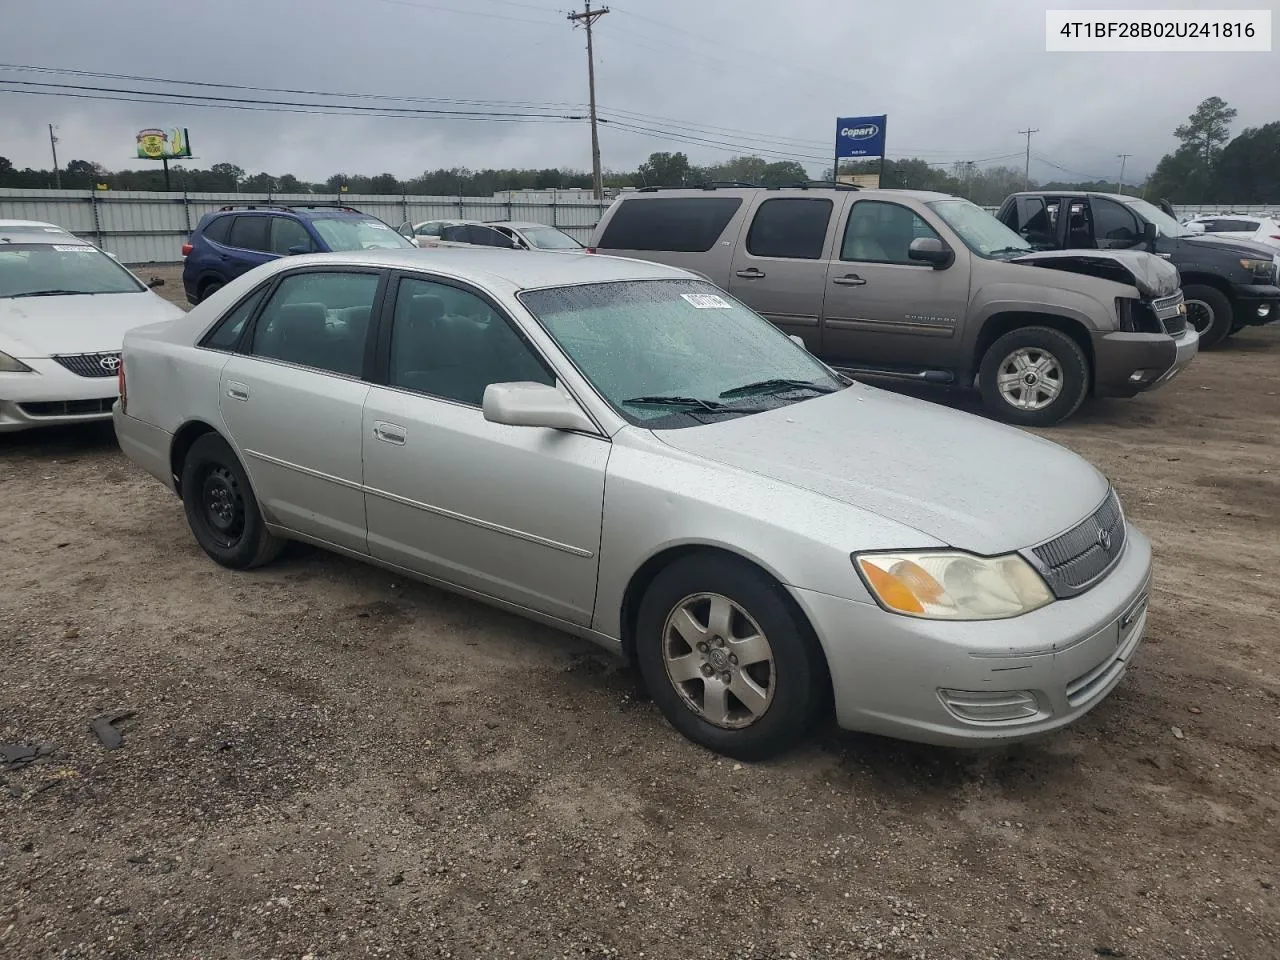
[181,204,415,304]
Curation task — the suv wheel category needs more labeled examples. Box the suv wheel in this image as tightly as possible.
[978,326,1090,427]
[1182,284,1233,349]
[180,433,284,569]
[198,278,224,303]
[634,554,827,760]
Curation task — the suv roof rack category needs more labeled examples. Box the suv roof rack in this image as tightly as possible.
[215,202,367,214]
[633,181,861,194]
[772,180,860,191]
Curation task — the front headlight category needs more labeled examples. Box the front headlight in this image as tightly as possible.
[854,550,1053,621]
[0,351,33,373]
[1240,258,1275,280]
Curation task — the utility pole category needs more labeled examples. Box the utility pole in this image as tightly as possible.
[568,0,609,201]
[48,124,61,189]
[1116,153,1131,194]
[1018,127,1038,191]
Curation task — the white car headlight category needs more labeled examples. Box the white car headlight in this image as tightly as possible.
[854,550,1053,621]
[0,351,33,373]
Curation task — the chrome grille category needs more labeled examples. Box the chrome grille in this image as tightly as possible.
[1152,291,1187,337]
[1027,489,1127,599]
[52,352,121,378]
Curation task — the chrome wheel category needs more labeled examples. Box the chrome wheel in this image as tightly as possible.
[996,347,1064,412]
[1185,299,1214,335]
[661,593,775,729]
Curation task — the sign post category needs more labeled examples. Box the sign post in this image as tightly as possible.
[834,115,887,187]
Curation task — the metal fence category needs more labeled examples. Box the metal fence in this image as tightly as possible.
[3,189,1278,265]
[0,189,611,264]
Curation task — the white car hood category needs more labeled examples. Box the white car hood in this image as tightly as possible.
[655,383,1109,555]
[0,292,184,358]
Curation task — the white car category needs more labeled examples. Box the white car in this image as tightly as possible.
[0,220,185,432]
[1183,214,1280,250]
[403,218,468,247]
[400,219,584,252]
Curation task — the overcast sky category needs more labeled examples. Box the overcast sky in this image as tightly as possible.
[0,0,1274,184]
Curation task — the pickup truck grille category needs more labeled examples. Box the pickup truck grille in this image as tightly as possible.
[1027,489,1127,599]
[1152,291,1187,337]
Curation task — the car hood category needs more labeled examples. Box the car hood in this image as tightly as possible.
[0,292,184,357]
[1010,249,1180,299]
[1181,233,1279,259]
[654,383,1109,555]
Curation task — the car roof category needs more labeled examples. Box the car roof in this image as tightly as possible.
[259,247,693,291]
[207,205,372,220]
[1009,190,1139,202]
[615,186,956,202]
[0,220,86,244]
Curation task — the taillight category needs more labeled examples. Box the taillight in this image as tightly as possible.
[181,242,193,257]
[1270,234,1280,241]
[117,360,126,414]
[584,247,596,254]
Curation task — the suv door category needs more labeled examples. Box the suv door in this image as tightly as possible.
[726,195,838,351]
[223,214,276,278]
[361,273,608,625]
[820,198,971,368]
[218,267,384,553]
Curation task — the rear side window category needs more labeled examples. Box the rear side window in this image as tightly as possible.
[249,271,381,377]
[1210,218,1260,232]
[598,197,742,253]
[201,287,267,351]
[745,198,832,260]
[228,216,270,252]
[203,216,232,245]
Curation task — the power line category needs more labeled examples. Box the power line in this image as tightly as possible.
[365,0,564,28]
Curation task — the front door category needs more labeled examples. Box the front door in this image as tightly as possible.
[726,194,838,353]
[820,198,972,368]
[218,267,385,553]
[361,273,609,626]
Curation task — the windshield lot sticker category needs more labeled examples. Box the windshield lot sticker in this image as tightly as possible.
[53,244,93,252]
[681,293,731,309]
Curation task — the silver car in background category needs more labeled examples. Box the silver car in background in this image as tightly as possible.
[113,249,1152,759]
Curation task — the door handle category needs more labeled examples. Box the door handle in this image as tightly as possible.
[226,381,249,401]
[373,421,407,445]
[735,268,766,279]
[833,274,867,286]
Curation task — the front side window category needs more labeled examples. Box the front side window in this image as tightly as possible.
[250,271,381,376]
[842,201,945,263]
[519,279,843,428]
[926,198,1031,259]
[0,243,146,298]
[310,217,414,251]
[201,287,268,351]
[228,216,271,252]
[745,198,833,260]
[387,276,552,406]
[269,217,315,255]
[1089,198,1142,246]
[597,197,743,253]
[1122,199,1195,238]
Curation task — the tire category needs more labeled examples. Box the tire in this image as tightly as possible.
[978,326,1090,427]
[1182,284,1233,349]
[198,278,224,303]
[634,554,827,760]
[180,433,284,570]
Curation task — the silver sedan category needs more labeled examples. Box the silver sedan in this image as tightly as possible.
[113,249,1152,759]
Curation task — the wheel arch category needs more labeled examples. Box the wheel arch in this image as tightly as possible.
[1179,272,1235,301]
[169,419,222,495]
[972,311,1095,388]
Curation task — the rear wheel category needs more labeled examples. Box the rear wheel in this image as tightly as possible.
[198,278,224,303]
[1183,284,1233,349]
[978,326,1090,427]
[634,554,827,760]
[180,433,283,569]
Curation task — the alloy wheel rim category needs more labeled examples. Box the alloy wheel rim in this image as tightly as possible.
[996,347,1064,412]
[1184,299,1214,334]
[661,592,775,729]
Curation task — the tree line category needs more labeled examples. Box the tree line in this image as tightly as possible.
[0,97,1274,201]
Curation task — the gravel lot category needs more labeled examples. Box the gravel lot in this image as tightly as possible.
[2,264,1278,959]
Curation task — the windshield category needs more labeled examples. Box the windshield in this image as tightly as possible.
[0,243,146,298]
[311,217,415,251]
[520,226,583,250]
[927,199,1031,258]
[519,279,845,428]
[1123,198,1195,238]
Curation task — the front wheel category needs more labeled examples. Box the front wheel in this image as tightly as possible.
[634,554,827,760]
[180,433,284,569]
[978,326,1090,427]
[1182,284,1233,349]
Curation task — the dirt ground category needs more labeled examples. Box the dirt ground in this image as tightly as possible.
[2,263,1278,960]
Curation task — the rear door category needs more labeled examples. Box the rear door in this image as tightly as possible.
[726,194,838,352]
[218,266,385,553]
[222,215,278,278]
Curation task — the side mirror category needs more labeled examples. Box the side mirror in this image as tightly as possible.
[287,244,312,256]
[788,334,807,350]
[146,277,165,288]
[482,382,595,432]
[907,236,954,268]
[1142,221,1159,244]
[1186,221,1205,235]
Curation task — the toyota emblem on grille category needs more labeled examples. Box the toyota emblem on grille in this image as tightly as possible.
[1097,526,1111,551]
[98,355,121,373]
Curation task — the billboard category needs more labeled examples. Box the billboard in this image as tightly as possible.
[136,127,192,160]
[835,115,887,159]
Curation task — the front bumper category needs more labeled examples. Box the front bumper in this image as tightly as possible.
[790,524,1152,746]
[0,359,119,433]
[1091,326,1199,398]
[1230,283,1280,327]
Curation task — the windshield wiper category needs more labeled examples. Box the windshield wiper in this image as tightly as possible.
[718,378,840,399]
[624,394,732,411]
[988,246,1031,257]
[6,289,104,298]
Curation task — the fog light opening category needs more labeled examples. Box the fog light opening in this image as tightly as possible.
[1128,369,1149,383]
[1257,304,1272,319]
[938,689,1041,723]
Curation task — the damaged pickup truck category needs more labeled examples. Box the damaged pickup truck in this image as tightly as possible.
[589,188,1198,426]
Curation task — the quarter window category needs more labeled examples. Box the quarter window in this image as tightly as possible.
[228,215,271,252]
[841,201,941,263]
[597,197,743,253]
[745,198,833,260]
[387,276,553,406]
[201,287,267,351]
[203,216,233,245]
[249,271,381,377]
